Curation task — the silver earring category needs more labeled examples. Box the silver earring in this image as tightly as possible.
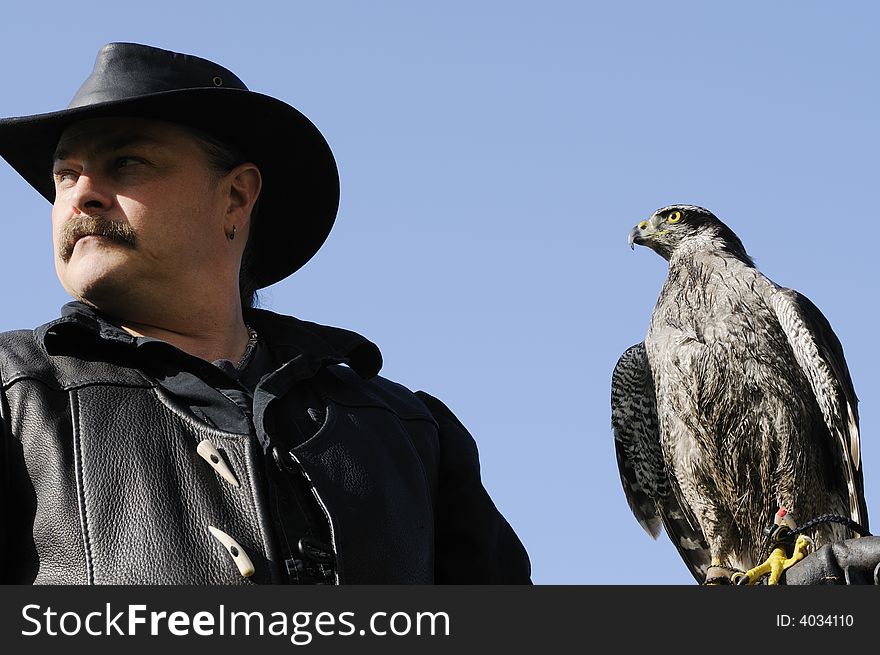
[228,225,236,241]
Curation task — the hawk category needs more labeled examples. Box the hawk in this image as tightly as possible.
[611,204,869,584]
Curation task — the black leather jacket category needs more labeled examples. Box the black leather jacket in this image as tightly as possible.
[0,303,531,584]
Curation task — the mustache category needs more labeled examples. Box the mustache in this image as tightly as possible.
[59,214,137,263]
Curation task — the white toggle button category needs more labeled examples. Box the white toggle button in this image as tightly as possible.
[208,526,255,577]
[197,440,240,488]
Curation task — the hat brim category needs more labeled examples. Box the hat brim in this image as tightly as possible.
[0,87,339,289]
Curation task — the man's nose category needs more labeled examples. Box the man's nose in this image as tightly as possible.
[67,172,113,213]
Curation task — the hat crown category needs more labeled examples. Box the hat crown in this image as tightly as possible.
[69,42,249,109]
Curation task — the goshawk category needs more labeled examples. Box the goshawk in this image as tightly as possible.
[611,205,868,583]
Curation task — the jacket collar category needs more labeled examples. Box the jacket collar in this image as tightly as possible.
[244,307,382,379]
[36,301,383,379]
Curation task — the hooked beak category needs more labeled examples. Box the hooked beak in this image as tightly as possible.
[628,226,640,250]
[628,219,653,250]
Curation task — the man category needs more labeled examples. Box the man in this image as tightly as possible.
[0,42,531,584]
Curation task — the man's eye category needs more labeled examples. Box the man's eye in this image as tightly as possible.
[53,169,78,184]
[116,156,141,168]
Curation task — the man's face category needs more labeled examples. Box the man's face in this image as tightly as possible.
[51,117,230,312]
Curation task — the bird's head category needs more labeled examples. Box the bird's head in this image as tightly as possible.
[628,204,752,264]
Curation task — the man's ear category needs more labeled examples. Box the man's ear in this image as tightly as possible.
[225,163,262,230]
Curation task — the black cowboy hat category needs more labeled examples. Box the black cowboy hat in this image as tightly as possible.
[0,42,339,289]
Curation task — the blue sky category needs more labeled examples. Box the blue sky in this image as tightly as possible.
[1,1,878,584]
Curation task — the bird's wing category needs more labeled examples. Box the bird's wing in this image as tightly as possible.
[770,287,869,530]
[611,343,664,537]
[612,342,712,581]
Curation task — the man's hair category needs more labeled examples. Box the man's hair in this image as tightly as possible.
[185,127,261,310]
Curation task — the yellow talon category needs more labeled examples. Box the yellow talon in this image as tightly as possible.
[736,535,813,585]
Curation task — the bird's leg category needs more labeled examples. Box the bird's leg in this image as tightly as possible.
[700,508,746,584]
[732,548,781,585]
[705,560,737,585]
[732,508,813,585]
[774,535,812,583]
[732,536,812,585]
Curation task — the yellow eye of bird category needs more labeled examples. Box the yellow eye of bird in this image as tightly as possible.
[667,211,682,223]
